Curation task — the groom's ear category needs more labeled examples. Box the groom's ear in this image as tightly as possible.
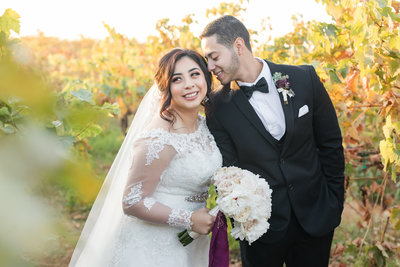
[233,37,245,56]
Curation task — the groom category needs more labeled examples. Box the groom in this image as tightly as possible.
[201,16,345,266]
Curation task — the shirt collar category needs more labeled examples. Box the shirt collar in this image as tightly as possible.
[237,58,271,87]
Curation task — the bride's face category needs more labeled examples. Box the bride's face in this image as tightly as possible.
[169,56,208,112]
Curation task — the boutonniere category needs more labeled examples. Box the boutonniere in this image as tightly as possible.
[272,72,295,105]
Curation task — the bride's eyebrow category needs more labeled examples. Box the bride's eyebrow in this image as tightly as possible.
[173,67,200,76]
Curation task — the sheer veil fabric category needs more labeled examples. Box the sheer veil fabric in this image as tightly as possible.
[69,84,162,266]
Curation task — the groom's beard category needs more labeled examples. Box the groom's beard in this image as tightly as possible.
[219,51,240,85]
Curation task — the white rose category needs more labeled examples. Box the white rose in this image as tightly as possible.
[255,179,272,197]
[233,204,252,223]
[244,219,269,244]
[239,174,258,193]
[230,221,247,241]
[217,195,240,216]
[215,179,235,196]
[213,167,242,185]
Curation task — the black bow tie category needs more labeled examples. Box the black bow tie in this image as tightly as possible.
[239,77,269,99]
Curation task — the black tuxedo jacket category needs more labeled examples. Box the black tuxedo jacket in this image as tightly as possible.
[206,60,345,244]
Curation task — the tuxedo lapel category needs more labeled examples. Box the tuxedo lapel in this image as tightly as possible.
[266,61,296,155]
[231,84,279,150]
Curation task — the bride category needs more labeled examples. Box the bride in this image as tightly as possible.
[69,48,222,266]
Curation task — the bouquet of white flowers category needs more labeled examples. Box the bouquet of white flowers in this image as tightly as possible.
[213,166,272,244]
[178,166,272,246]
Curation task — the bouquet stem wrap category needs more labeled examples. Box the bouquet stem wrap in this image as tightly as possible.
[209,210,229,267]
[177,206,229,266]
[178,206,219,244]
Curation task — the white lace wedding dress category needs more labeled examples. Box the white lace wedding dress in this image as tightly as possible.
[77,115,222,267]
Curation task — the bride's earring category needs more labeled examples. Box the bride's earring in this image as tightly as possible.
[203,96,209,103]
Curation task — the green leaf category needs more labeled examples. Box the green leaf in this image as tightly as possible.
[0,121,15,134]
[0,9,21,37]
[338,66,349,79]
[0,31,6,47]
[390,59,400,73]
[391,207,400,231]
[329,70,341,84]
[77,124,102,140]
[375,69,385,80]
[136,85,147,96]
[101,102,120,116]
[388,50,400,59]
[381,7,394,18]
[0,107,11,118]
[380,126,400,175]
[368,246,386,266]
[326,24,338,38]
[363,56,374,68]
[376,243,390,258]
[395,144,400,155]
[345,243,358,254]
[374,7,383,20]
[391,164,397,181]
[58,135,75,150]
[71,89,94,104]
[376,0,389,9]
[52,120,62,128]
[101,83,114,95]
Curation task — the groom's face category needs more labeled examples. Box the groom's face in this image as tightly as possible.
[201,34,240,85]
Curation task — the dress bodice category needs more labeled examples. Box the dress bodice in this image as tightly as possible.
[140,115,222,197]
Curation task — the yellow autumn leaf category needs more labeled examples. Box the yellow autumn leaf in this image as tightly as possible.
[380,139,392,171]
[348,126,361,142]
[383,115,393,139]
[389,36,400,50]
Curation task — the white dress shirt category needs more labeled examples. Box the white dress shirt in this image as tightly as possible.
[237,58,286,140]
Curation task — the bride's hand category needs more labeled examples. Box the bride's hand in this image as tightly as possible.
[190,208,216,235]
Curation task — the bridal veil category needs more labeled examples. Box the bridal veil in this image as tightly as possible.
[69,85,161,266]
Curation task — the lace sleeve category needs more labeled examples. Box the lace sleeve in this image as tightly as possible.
[121,135,192,229]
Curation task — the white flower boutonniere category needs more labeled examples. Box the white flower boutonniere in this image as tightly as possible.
[272,72,295,105]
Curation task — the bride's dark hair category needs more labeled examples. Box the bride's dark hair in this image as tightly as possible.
[154,48,212,123]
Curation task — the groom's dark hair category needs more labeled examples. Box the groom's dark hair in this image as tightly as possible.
[200,15,252,52]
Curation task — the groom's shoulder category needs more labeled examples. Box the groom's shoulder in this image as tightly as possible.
[210,84,237,105]
[207,84,238,119]
[264,59,314,73]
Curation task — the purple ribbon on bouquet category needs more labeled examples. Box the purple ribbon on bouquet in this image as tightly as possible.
[209,210,229,267]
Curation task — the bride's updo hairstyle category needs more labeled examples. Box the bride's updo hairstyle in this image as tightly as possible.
[154,48,212,123]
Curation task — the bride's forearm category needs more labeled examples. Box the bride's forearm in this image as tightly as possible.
[123,199,193,230]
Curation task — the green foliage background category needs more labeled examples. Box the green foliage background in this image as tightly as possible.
[0,0,399,266]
